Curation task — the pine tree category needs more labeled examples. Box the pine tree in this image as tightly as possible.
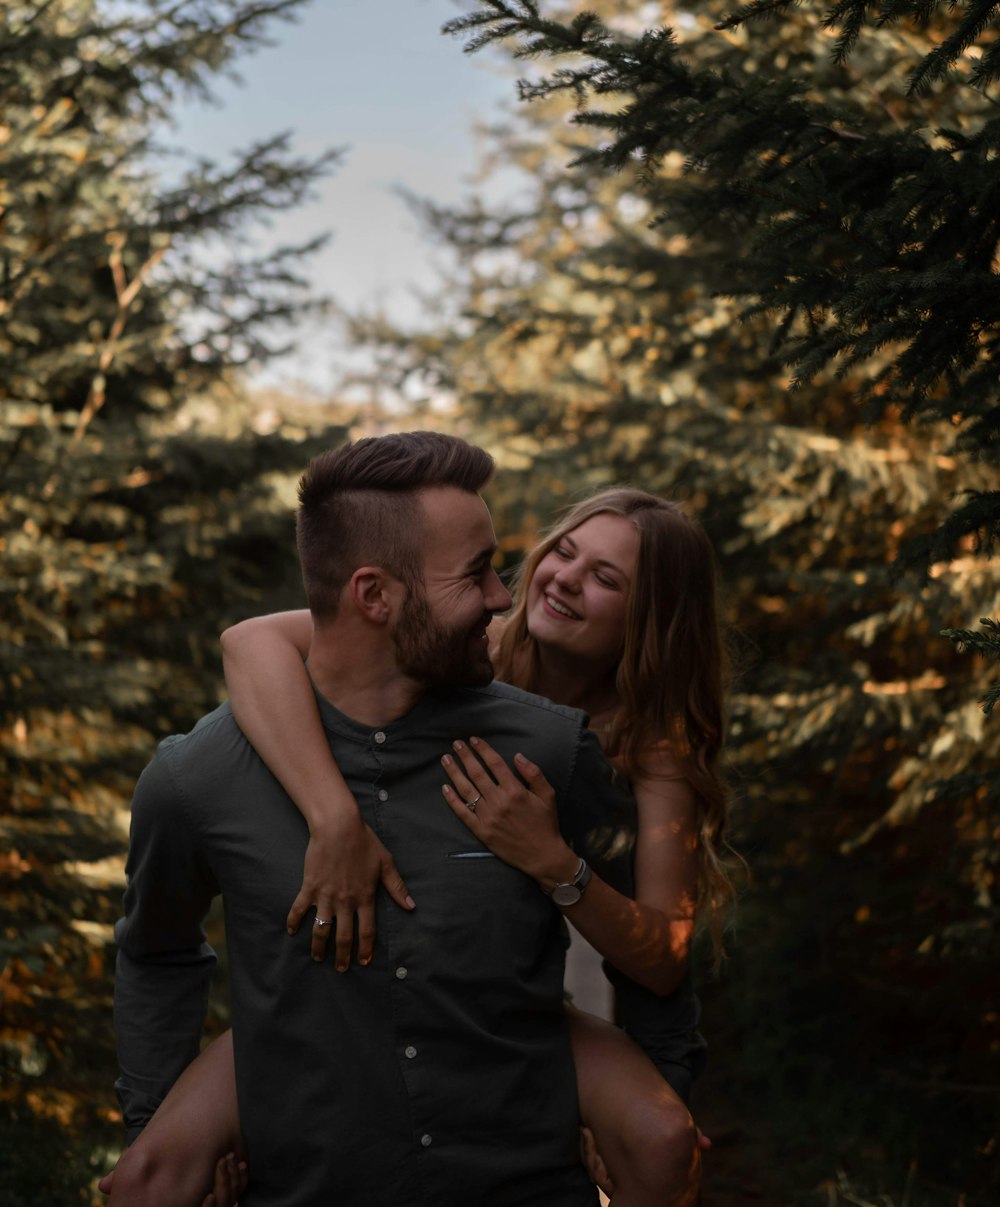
[342,1,1000,1196]
[2,0,337,409]
[446,0,1000,707]
[0,2,350,1183]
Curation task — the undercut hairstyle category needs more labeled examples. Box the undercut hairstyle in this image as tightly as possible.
[296,431,495,618]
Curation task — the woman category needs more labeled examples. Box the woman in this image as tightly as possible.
[106,488,733,1207]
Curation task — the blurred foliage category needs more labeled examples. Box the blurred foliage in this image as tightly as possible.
[446,0,1000,715]
[4,1,1000,1204]
[2,388,352,1155]
[2,392,356,1200]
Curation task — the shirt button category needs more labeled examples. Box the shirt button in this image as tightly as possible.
[420,1134,432,1147]
[377,789,389,802]
[404,1045,417,1059]
[395,966,408,980]
[374,731,386,744]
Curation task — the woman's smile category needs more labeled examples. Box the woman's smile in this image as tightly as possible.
[542,592,581,620]
[528,513,638,666]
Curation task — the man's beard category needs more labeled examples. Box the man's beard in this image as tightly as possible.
[393,588,494,689]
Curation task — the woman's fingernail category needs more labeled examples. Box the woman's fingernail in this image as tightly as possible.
[405,895,416,908]
[470,736,481,747]
[453,740,465,752]
[441,754,452,767]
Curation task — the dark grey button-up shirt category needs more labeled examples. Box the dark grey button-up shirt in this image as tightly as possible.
[117,681,636,1207]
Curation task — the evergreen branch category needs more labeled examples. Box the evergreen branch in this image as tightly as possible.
[906,1,1000,94]
[156,137,342,239]
[973,37,1000,89]
[41,235,170,499]
[718,1,1000,91]
[714,0,801,33]
[897,490,1000,576]
[942,618,1000,715]
[94,0,309,107]
[1,0,331,430]
[824,0,880,65]
[941,617,1000,658]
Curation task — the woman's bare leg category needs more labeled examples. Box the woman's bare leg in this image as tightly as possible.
[105,1031,246,1207]
[569,1005,701,1207]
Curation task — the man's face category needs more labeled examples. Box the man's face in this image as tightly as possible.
[392,487,512,688]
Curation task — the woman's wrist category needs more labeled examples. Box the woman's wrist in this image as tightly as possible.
[533,846,583,893]
[300,794,364,836]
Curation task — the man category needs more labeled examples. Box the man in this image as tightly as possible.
[111,432,633,1206]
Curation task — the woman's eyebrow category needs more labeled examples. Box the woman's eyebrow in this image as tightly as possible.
[594,557,630,580]
[562,534,630,581]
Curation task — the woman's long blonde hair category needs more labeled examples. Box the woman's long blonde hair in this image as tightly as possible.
[493,488,736,963]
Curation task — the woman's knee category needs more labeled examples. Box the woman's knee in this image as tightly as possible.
[620,1092,701,1192]
[107,1142,164,1206]
[107,1135,212,1207]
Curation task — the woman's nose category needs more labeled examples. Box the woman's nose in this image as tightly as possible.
[554,563,580,592]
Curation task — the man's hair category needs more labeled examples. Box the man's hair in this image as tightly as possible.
[296,431,495,617]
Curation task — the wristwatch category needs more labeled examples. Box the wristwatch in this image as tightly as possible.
[548,857,592,907]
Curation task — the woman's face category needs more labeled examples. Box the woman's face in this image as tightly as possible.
[526,513,639,670]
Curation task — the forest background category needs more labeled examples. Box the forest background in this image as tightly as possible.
[3,1,999,1204]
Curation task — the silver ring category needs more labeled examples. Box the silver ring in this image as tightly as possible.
[314,917,331,927]
[465,794,481,813]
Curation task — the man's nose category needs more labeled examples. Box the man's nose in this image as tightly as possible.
[485,568,512,613]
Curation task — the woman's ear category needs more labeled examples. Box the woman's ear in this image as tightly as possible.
[348,566,403,625]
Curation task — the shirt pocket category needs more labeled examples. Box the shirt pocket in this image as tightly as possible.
[436,849,558,986]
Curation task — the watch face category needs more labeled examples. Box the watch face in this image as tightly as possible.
[551,884,582,907]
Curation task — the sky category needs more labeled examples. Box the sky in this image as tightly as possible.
[172,0,516,394]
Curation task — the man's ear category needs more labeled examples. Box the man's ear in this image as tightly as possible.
[347,566,404,624]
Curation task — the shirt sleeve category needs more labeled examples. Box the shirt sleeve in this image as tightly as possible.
[113,740,219,1142]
